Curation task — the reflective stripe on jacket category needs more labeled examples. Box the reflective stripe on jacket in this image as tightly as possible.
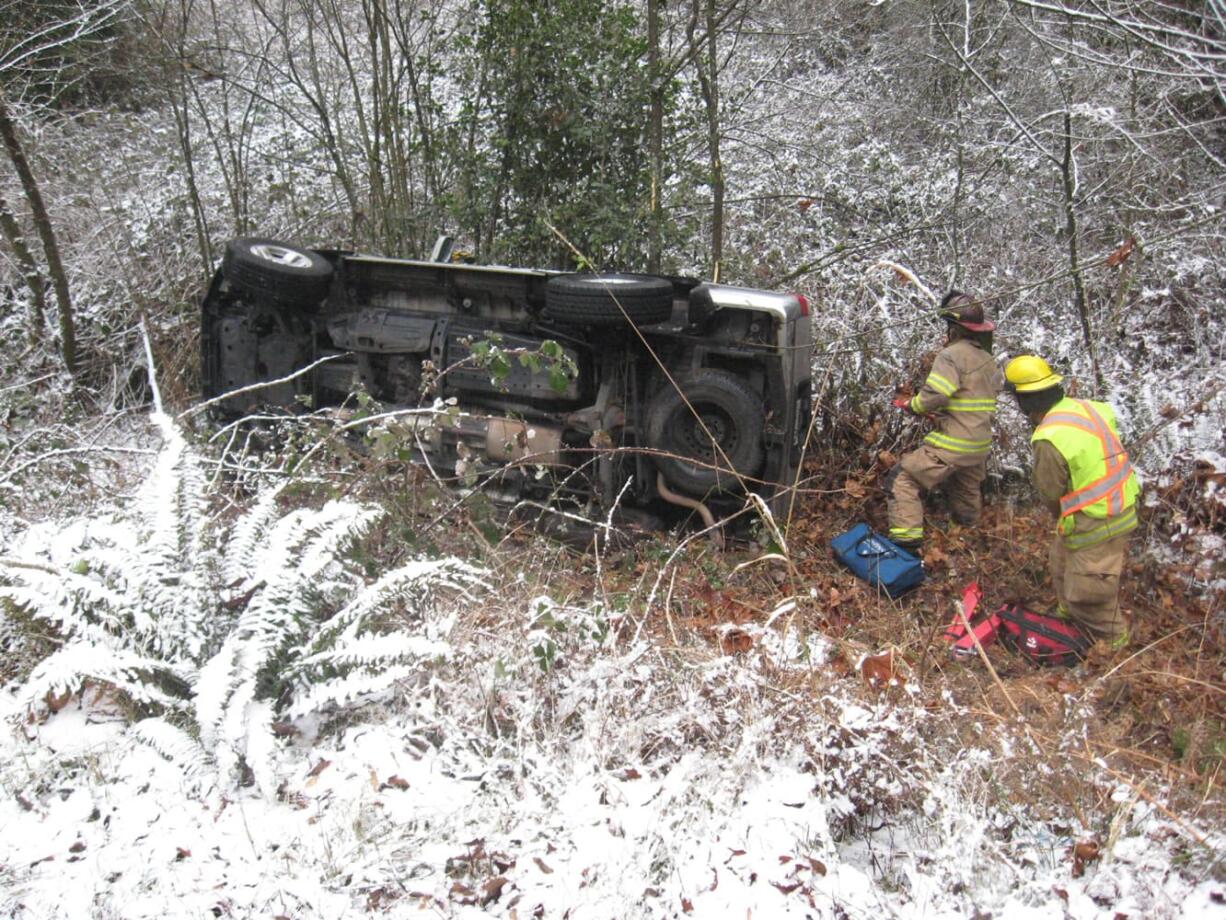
[910,339,1001,459]
[1032,397,1140,547]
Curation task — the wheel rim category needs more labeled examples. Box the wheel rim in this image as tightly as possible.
[675,405,738,466]
[250,243,312,269]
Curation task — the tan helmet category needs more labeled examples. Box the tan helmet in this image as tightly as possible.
[1004,355,1063,392]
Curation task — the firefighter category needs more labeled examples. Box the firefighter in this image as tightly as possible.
[886,291,1002,552]
[1003,355,1140,647]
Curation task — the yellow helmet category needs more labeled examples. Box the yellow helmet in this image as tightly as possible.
[1004,355,1063,393]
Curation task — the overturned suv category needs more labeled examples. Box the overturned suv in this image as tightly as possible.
[201,237,813,529]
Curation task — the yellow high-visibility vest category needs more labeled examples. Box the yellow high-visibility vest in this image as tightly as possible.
[1032,397,1140,546]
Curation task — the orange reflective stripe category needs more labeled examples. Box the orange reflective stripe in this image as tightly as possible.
[1037,413,1099,434]
[1046,400,1133,519]
[1061,463,1134,516]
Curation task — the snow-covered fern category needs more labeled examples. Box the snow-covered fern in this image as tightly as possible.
[130,717,213,792]
[195,499,384,786]
[22,639,192,714]
[1,410,487,795]
[284,558,488,719]
[126,415,218,662]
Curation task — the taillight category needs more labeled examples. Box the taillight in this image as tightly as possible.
[792,293,809,317]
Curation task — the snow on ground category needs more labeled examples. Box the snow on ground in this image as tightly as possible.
[1,602,1221,919]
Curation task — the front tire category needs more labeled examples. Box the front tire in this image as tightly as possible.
[221,237,333,306]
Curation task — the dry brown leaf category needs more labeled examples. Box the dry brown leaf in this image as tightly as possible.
[860,650,901,689]
[383,775,410,791]
[1071,840,1101,877]
[306,759,331,779]
[721,628,754,655]
[481,877,509,906]
[681,896,694,913]
[843,478,866,499]
[1105,236,1135,268]
[533,857,553,874]
[621,768,642,780]
[44,689,73,713]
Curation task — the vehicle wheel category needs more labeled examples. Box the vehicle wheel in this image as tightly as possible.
[545,273,673,327]
[645,369,765,496]
[222,237,333,306]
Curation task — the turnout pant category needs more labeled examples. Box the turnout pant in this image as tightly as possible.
[1049,529,1131,644]
[886,444,986,545]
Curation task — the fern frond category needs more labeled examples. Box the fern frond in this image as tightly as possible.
[290,501,383,583]
[304,558,486,655]
[130,717,212,787]
[23,640,192,714]
[221,485,285,587]
[284,665,418,720]
[196,500,389,787]
[0,576,128,640]
[297,634,452,672]
[243,700,279,799]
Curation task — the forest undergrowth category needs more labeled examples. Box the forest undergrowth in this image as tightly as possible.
[0,381,1222,916]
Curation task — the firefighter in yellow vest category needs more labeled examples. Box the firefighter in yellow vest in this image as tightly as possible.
[886,292,1002,551]
[1003,355,1140,646]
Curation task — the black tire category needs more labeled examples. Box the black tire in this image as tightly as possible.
[222,237,333,306]
[545,273,673,327]
[645,369,765,496]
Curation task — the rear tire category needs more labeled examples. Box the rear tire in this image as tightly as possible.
[646,369,765,496]
[545,273,673,327]
[222,237,333,306]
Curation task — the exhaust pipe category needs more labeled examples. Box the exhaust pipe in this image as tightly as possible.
[656,473,724,550]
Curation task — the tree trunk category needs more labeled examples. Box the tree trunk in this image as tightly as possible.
[1061,110,1101,393]
[0,89,78,374]
[690,0,724,281]
[0,192,48,343]
[647,0,663,274]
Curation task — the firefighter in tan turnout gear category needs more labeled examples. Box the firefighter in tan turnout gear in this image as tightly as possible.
[886,292,1002,551]
[1004,355,1140,647]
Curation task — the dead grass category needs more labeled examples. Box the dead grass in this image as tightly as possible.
[290,433,1226,841]
[552,448,1226,839]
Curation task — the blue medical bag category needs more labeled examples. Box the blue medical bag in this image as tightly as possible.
[830,523,925,598]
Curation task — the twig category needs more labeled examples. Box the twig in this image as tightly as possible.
[1090,626,1191,686]
[867,259,940,305]
[1093,762,1210,849]
[139,316,164,418]
[0,557,60,576]
[956,604,1048,757]
[0,445,158,486]
[177,353,350,422]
